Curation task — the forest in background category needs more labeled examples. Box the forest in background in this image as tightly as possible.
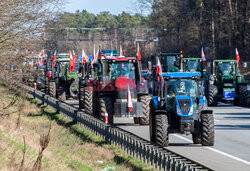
[47,0,249,62]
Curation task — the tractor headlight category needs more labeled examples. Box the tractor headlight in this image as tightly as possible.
[176,105,181,115]
[189,106,194,115]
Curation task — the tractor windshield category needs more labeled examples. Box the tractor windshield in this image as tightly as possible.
[160,55,180,72]
[165,79,198,112]
[165,79,198,97]
[185,60,200,72]
[108,62,136,81]
[217,62,234,75]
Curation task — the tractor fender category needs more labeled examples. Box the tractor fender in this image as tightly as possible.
[201,110,213,115]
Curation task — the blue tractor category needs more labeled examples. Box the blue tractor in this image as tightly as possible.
[149,71,214,147]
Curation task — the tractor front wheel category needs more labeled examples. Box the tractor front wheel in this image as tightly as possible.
[208,84,218,106]
[154,114,169,147]
[192,133,201,144]
[238,85,248,107]
[79,86,84,109]
[58,86,66,101]
[83,86,94,115]
[44,76,49,94]
[201,113,214,146]
[49,81,56,98]
[138,95,152,125]
[99,97,114,124]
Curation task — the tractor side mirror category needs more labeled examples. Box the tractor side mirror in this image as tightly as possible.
[243,62,247,68]
[147,61,152,71]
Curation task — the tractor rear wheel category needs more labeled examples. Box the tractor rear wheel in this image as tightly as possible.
[154,114,169,147]
[44,76,49,94]
[133,117,140,124]
[58,86,66,101]
[201,113,214,146]
[192,133,201,144]
[139,95,152,125]
[99,97,114,124]
[49,81,56,98]
[83,86,93,115]
[238,85,248,107]
[79,86,84,109]
[149,107,155,142]
[208,84,218,106]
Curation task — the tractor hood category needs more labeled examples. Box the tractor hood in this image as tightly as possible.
[222,74,233,80]
[175,95,194,117]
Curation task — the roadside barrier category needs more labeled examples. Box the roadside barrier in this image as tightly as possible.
[22,84,210,171]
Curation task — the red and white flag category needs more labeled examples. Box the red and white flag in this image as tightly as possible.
[201,47,206,65]
[69,51,76,73]
[236,48,240,67]
[39,49,45,58]
[127,84,133,112]
[120,45,123,56]
[156,58,164,87]
[137,43,142,61]
[73,50,78,62]
[82,49,88,64]
[53,50,56,68]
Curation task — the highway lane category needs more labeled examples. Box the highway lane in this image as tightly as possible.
[66,100,250,171]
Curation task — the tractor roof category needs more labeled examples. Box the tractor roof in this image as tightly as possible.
[162,72,201,78]
[56,58,70,62]
[214,59,236,62]
[183,58,201,61]
[105,56,137,62]
[160,53,181,56]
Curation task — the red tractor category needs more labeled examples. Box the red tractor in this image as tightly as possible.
[80,49,151,125]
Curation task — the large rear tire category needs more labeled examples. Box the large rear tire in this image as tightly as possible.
[208,84,218,106]
[154,114,169,147]
[238,85,248,107]
[192,133,201,144]
[49,81,56,98]
[201,113,214,146]
[99,97,114,124]
[79,86,84,109]
[139,95,152,125]
[58,86,66,101]
[44,76,49,94]
[83,86,94,115]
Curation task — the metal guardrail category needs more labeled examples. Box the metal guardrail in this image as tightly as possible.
[22,84,210,171]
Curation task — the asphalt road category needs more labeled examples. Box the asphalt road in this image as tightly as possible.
[66,100,250,171]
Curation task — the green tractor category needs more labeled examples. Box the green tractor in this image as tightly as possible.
[208,60,248,106]
[53,58,81,101]
[159,52,182,72]
[182,58,211,102]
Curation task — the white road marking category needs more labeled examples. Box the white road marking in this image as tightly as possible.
[173,134,250,165]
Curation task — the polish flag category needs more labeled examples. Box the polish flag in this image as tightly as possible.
[201,47,206,65]
[82,49,88,64]
[236,48,240,67]
[127,84,133,112]
[53,50,56,68]
[156,57,164,87]
[137,43,142,61]
[69,51,75,73]
[73,50,77,62]
[120,45,123,56]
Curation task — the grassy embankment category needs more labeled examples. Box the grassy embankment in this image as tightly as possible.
[0,84,156,171]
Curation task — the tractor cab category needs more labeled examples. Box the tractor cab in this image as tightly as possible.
[159,53,182,72]
[182,58,203,72]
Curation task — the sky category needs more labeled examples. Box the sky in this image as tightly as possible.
[64,0,136,15]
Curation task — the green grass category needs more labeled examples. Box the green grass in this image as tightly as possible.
[29,98,156,171]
